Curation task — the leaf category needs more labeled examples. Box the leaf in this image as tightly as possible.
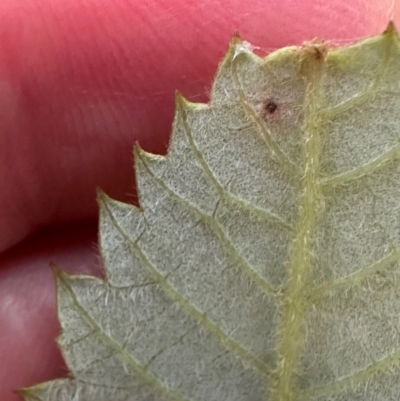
[20,23,400,401]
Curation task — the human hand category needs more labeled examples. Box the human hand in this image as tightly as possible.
[0,1,398,400]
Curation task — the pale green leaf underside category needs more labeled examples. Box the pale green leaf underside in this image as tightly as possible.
[22,25,400,401]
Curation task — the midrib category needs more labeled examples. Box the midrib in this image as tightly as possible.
[272,51,325,401]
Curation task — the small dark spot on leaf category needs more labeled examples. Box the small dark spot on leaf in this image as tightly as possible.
[265,100,278,114]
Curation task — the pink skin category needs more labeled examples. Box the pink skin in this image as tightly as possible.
[0,1,399,400]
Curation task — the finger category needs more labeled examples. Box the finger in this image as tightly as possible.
[0,223,101,401]
[1,0,397,252]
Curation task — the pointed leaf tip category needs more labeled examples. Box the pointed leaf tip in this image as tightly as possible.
[96,188,112,206]
[51,264,70,284]
[50,263,63,276]
[133,142,145,159]
[15,387,28,399]
[383,20,398,36]
[175,91,189,109]
[232,31,243,45]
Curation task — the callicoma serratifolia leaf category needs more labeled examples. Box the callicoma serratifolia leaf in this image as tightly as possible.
[20,22,400,401]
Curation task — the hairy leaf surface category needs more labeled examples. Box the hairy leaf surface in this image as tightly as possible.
[21,24,400,401]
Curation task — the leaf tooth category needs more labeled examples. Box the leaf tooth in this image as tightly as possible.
[321,21,400,121]
[97,192,156,290]
[383,21,400,41]
[18,379,70,401]
[19,378,168,401]
[134,144,166,174]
